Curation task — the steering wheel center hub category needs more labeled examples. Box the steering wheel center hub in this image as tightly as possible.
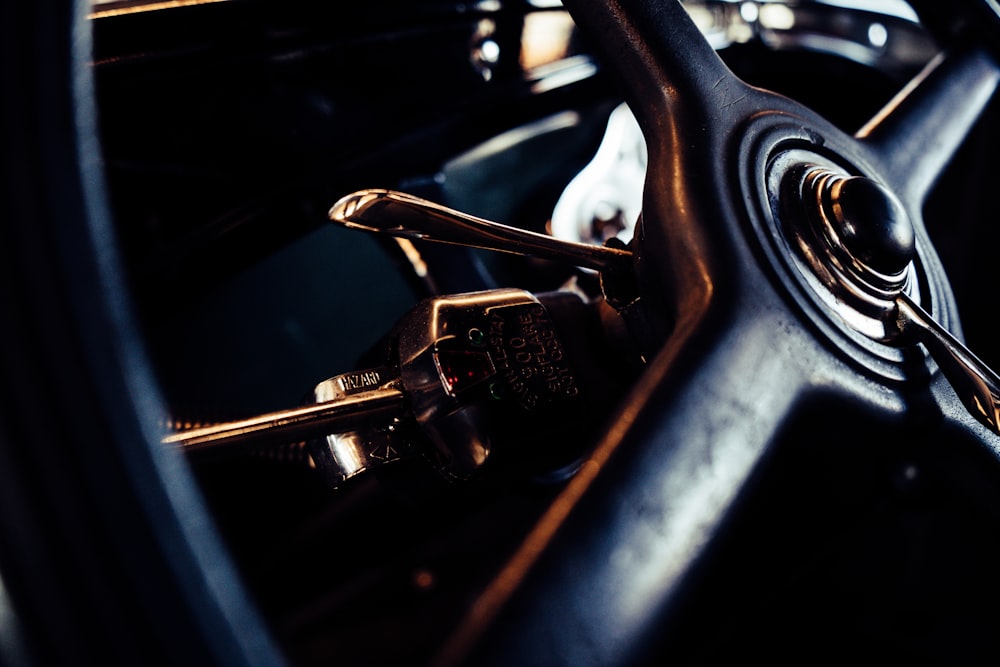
[769,153,924,345]
[743,130,952,381]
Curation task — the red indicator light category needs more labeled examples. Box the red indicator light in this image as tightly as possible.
[434,348,496,396]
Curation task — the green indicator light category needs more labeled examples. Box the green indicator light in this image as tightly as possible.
[467,328,485,346]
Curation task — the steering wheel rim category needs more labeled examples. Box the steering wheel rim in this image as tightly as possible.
[441,1,1000,665]
[0,1,284,664]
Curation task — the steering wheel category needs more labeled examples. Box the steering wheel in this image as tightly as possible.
[2,1,1000,666]
[450,1,1000,665]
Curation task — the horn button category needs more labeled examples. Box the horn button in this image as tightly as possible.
[780,162,920,342]
[753,141,947,379]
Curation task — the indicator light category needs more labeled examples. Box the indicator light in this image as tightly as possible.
[434,347,496,396]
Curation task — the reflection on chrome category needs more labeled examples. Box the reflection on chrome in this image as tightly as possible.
[88,0,230,19]
[89,1,936,77]
[553,0,936,251]
[684,0,934,68]
[550,103,645,251]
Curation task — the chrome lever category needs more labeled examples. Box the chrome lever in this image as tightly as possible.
[164,289,601,489]
[328,189,633,273]
[162,386,405,454]
[895,292,1000,435]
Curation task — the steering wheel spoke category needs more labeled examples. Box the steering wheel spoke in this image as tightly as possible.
[857,47,1000,208]
[564,0,749,140]
[454,298,872,665]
